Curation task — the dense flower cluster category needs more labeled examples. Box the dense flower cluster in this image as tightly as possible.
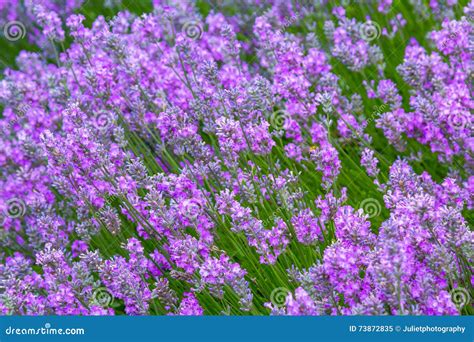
[0,0,472,316]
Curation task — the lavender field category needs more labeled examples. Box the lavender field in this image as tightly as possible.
[0,0,472,316]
